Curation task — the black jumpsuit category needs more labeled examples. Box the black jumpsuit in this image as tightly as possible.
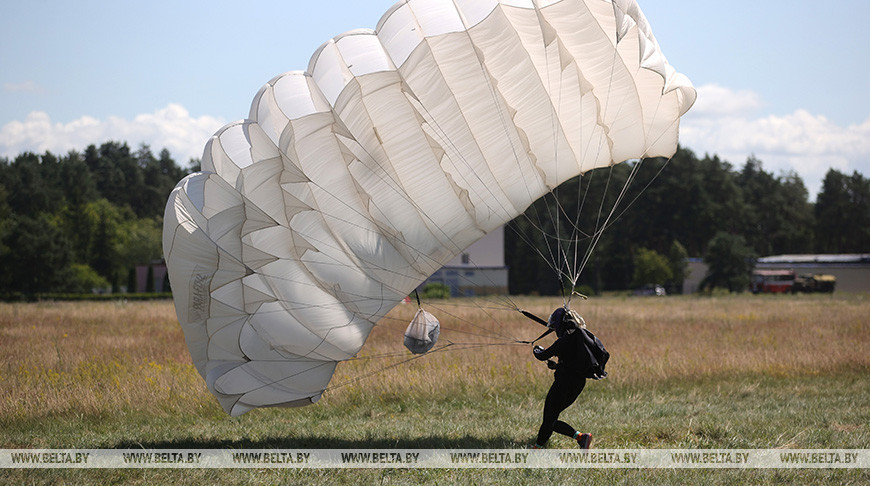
[533,329,590,446]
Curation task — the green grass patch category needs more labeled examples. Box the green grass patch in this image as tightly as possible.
[2,371,868,484]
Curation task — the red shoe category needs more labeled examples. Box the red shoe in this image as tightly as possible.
[576,433,592,450]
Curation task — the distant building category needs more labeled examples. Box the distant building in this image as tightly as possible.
[135,260,168,293]
[421,227,509,297]
[683,258,707,294]
[755,254,870,293]
[683,254,870,293]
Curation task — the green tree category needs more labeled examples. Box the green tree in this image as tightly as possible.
[145,264,155,293]
[420,282,451,300]
[64,264,110,293]
[127,268,138,293]
[815,169,870,253]
[775,171,814,253]
[737,157,813,255]
[60,151,99,206]
[0,214,73,294]
[666,240,690,294]
[2,152,64,215]
[77,199,134,287]
[114,217,163,279]
[0,182,11,278]
[0,144,191,294]
[700,232,755,293]
[620,148,747,257]
[632,248,673,288]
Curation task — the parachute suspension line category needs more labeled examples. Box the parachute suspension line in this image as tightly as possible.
[324,342,455,392]
[363,15,566,318]
[509,169,599,295]
[456,20,565,282]
[366,312,518,343]
[557,44,619,299]
[568,170,595,296]
[576,155,674,250]
[567,46,691,295]
[520,15,638,300]
[587,95,687,235]
[377,291,520,343]
[396,97,533,314]
[510,92,685,297]
[534,0,577,292]
[572,75,677,284]
[418,300,518,342]
[575,157,646,286]
[547,10,565,295]
[575,46,624,287]
[565,43,653,300]
[583,95,687,238]
[575,169,623,285]
[324,340,526,393]
[574,162,616,286]
[537,13,574,288]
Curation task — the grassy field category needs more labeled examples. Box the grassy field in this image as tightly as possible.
[1,294,868,484]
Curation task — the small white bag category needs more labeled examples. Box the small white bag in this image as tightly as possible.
[403,309,440,354]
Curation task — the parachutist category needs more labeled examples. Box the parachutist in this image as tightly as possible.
[531,307,608,449]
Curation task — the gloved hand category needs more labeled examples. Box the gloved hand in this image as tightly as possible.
[546,360,557,370]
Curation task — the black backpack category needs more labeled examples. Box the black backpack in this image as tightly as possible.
[578,328,609,379]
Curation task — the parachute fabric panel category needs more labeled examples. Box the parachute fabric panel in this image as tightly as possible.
[404,309,441,354]
[163,0,695,415]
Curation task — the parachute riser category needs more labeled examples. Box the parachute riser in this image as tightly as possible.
[514,309,553,345]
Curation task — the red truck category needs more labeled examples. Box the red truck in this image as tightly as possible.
[750,269,795,294]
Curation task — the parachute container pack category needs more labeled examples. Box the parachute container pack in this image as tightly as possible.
[163,0,695,415]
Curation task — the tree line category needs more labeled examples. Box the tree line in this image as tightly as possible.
[1,142,867,296]
[0,142,197,295]
[506,147,870,294]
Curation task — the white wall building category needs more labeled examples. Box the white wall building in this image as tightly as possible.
[421,227,509,297]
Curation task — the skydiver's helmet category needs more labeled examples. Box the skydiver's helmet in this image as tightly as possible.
[547,307,587,337]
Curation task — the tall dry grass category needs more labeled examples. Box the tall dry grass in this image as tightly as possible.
[0,301,209,419]
[1,295,867,418]
[331,295,870,402]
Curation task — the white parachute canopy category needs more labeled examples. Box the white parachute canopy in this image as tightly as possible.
[163,0,695,416]
[404,309,441,354]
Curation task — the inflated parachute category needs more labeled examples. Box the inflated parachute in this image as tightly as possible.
[163,0,695,416]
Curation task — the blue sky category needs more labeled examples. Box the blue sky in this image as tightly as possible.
[2,0,869,198]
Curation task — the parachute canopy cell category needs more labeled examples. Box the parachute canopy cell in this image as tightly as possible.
[163,0,695,416]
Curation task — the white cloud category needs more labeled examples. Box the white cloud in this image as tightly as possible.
[686,83,763,118]
[0,104,225,166]
[3,81,42,93]
[681,84,870,198]
[3,88,868,200]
